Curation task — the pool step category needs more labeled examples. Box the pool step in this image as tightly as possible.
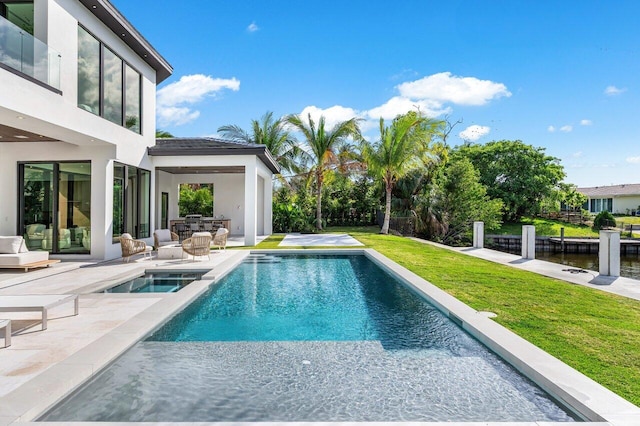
[244,254,282,264]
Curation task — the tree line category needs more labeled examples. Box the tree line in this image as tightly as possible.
[163,109,585,245]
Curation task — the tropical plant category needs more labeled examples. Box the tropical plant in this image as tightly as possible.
[178,184,213,217]
[453,140,565,221]
[285,113,361,230]
[218,111,307,175]
[362,112,440,234]
[155,129,174,138]
[425,157,503,245]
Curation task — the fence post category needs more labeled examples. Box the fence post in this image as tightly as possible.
[473,221,484,248]
[599,230,620,277]
[522,225,536,259]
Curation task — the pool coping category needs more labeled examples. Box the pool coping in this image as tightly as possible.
[2,248,639,426]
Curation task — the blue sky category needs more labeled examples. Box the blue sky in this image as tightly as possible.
[112,0,640,188]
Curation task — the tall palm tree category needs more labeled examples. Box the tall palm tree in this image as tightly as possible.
[155,129,174,138]
[362,111,438,234]
[218,111,305,175]
[286,113,361,230]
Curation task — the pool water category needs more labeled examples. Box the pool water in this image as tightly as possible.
[41,255,577,422]
[104,271,206,293]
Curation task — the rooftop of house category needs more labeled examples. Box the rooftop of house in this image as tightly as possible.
[148,137,281,174]
[577,183,640,197]
[79,0,172,82]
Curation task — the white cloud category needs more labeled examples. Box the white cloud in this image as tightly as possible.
[397,72,511,106]
[365,96,450,120]
[156,74,240,127]
[580,119,592,126]
[560,125,573,133]
[156,106,200,127]
[573,151,583,158]
[298,105,361,130]
[548,125,556,132]
[459,125,490,142]
[247,22,259,32]
[604,85,626,96]
[626,156,640,164]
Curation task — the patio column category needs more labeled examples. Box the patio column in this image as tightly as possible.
[521,225,536,260]
[263,174,273,235]
[599,230,620,277]
[244,159,257,246]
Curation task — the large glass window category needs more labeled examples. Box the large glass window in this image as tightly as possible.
[113,163,150,241]
[77,26,100,115]
[103,47,122,125]
[77,25,142,133]
[125,63,141,132]
[113,163,125,240]
[19,162,91,254]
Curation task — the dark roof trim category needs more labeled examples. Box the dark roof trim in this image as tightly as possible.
[148,138,281,174]
[78,0,173,83]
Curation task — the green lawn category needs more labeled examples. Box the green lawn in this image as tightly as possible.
[488,217,598,237]
[255,227,640,406]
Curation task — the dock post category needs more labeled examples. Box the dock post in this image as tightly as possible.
[560,227,565,253]
[473,221,484,248]
[522,225,536,259]
[599,230,620,277]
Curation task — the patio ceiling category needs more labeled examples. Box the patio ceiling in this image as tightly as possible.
[0,123,59,142]
[156,166,245,174]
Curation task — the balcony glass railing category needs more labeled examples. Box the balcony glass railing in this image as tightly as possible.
[0,15,61,90]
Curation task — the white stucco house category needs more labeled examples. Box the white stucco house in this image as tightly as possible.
[578,184,640,215]
[0,0,276,261]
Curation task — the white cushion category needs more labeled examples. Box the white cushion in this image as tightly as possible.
[155,229,171,242]
[0,236,24,254]
[120,233,132,240]
[215,227,228,236]
[0,251,49,266]
[192,231,212,238]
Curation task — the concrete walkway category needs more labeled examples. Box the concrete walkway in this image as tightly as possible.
[279,233,364,246]
[411,237,640,302]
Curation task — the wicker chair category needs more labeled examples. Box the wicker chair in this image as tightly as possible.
[182,231,212,261]
[153,229,179,249]
[120,233,152,262]
[212,228,229,251]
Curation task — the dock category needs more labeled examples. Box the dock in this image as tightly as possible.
[486,235,640,254]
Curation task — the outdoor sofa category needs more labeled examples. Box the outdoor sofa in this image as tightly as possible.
[0,236,59,271]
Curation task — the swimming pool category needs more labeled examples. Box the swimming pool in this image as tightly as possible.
[41,254,577,422]
[103,270,207,293]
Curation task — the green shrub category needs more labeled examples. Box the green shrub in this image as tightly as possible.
[593,211,616,230]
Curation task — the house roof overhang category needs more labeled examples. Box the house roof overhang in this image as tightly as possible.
[78,0,173,83]
[578,183,640,197]
[148,138,281,174]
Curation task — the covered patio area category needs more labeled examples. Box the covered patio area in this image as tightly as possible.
[149,138,280,246]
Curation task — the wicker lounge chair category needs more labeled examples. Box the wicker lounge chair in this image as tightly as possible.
[120,233,152,262]
[212,227,229,251]
[182,231,212,261]
[153,229,179,249]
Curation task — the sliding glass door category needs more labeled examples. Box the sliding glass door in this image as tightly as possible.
[19,162,91,254]
[113,162,150,241]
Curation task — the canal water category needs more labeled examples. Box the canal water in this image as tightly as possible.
[534,251,640,280]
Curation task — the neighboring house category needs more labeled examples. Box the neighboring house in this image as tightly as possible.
[578,184,640,215]
[0,0,276,260]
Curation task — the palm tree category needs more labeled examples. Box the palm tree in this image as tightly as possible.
[286,114,361,230]
[218,111,305,175]
[362,111,438,234]
[155,129,174,138]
